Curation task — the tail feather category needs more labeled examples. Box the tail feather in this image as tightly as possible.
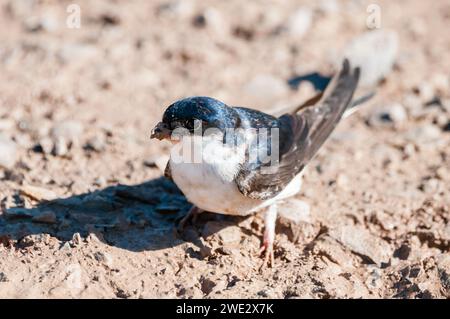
[343,91,376,118]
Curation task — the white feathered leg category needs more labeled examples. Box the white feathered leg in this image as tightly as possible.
[259,203,277,268]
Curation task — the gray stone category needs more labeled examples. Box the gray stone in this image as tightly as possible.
[330,225,391,266]
[340,30,398,87]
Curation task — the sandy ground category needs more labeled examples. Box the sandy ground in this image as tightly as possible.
[0,0,449,298]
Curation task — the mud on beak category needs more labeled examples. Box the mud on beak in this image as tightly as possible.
[151,122,171,140]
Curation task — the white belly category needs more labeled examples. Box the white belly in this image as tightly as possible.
[169,136,302,216]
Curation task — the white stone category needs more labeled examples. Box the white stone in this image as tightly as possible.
[244,75,288,102]
[405,125,441,143]
[0,136,17,169]
[51,120,83,141]
[431,73,449,95]
[287,8,313,38]
[369,103,407,126]
[340,30,398,88]
[278,199,311,223]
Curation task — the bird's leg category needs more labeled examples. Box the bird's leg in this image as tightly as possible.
[177,205,202,233]
[259,203,277,268]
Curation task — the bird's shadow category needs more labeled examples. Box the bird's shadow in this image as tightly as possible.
[0,177,248,253]
[287,72,331,91]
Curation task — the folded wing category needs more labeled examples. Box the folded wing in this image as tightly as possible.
[236,59,360,200]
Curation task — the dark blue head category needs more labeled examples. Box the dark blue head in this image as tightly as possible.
[151,96,239,140]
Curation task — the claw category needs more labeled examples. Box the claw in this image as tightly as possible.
[259,240,275,269]
[258,204,277,270]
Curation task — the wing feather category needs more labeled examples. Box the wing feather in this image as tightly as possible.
[236,59,360,200]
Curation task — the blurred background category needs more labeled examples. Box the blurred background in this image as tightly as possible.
[0,0,449,298]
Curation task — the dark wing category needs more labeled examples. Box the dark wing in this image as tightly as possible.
[235,59,360,200]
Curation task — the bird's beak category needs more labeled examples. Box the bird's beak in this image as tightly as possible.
[151,122,171,140]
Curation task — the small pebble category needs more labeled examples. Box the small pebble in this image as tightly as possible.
[20,184,58,201]
[0,119,15,131]
[51,121,83,141]
[0,272,8,282]
[405,124,441,144]
[53,137,68,156]
[287,8,312,38]
[85,136,106,152]
[0,136,18,169]
[369,103,407,127]
[37,137,54,154]
[94,251,113,267]
[431,73,449,95]
[72,233,82,246]
[415,82,435,103]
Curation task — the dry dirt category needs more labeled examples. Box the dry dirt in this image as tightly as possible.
[0,0,449,299]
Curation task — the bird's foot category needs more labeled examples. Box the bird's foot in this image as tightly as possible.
[176,205,201,235]
[258,239,275,269]
[258,204,277,270]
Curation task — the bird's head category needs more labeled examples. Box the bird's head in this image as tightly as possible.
[151,96,238,141]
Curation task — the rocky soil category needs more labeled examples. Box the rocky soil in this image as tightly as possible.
[0,0,449,298]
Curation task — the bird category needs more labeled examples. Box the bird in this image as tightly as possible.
[151,60,362,267]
